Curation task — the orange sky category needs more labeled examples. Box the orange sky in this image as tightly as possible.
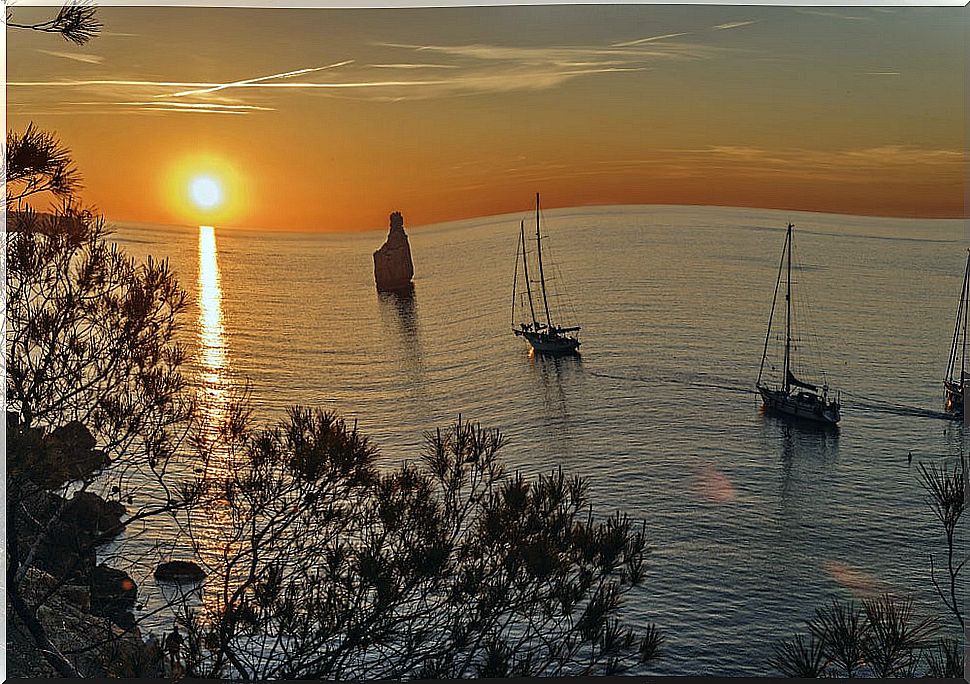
[7,5,967,231]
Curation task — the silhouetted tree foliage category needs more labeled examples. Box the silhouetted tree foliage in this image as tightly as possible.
[5,123,83,206]
[771,453,966,678]
[6,0,102,45]
[923,635,964,678]
[770,594,942,678]
[5,129,196,676]
[769,633,825,678]
[6,207,191,444]
[178,412,663,679]
[917,454,966,630]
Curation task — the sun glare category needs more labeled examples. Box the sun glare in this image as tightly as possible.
[190,175,223,210]
[164,154,246,225]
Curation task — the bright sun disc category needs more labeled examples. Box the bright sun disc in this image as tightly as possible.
[189,175,223,210]
[165,155,245,225]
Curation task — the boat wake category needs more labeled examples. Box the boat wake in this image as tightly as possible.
[585,369,757,395]
[839,392,957,421]
[585,370,957,421]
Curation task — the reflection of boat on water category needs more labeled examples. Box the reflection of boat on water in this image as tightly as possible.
[511,193,581,356]
[530,351,582,416]
[944,250,968,417]
[530,348,583,384]
[756,223,841,426]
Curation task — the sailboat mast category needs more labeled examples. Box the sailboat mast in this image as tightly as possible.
[520,220,538,326]
[758,230,788,387]
[949,250,970,383]
[783,223,793,393]
[535,192,553,328]
[511,229,520,328]
[962,250,969,382]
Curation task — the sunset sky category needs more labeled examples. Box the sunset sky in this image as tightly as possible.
[7,4,967,231]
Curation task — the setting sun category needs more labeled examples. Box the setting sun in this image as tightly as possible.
[163,154,248,226]
[190,175,223,210]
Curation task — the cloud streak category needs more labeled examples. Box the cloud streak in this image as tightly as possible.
[712,20,757,31]
[369,63,460,70]
[664,144,963,183]
[116,101,274,113]
[444,144,966,190]
[379,41,721,63]
[610,32,689,48]
[164,61,355,98]
[10,35,732,114]
[36,49,105,64]
[796,9,870,21]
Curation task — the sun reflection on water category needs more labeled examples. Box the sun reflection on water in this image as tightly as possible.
[194,225,237,612]
[197,225,228,425]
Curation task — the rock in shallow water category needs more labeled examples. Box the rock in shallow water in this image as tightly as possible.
[154,560,206,583]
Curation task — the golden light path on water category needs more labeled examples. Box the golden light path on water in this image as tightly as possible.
[197,225,228,426]
[195,225,236,605]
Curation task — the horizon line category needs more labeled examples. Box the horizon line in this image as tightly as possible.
[104,200,970,235]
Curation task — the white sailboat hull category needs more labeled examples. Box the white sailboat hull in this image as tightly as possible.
[758,386,840,425]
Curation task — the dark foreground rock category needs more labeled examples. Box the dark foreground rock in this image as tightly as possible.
[90,563,138,630]
[154,559,206,583]
[7,417,110,489]
[8,567,163,678]
[39,420,111,488]
[14,481,127,587]
[17,484,91,581]
[64,490,126,540]
[373,211,415,292]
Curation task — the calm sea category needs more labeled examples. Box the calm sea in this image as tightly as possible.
[108,204,966,676]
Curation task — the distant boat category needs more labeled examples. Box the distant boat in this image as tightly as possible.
[511,193,581,355]
[756,223,841,425]
[944,249,969,416]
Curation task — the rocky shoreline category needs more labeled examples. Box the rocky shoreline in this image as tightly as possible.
[7,566,164,678]
[6,418,170,677]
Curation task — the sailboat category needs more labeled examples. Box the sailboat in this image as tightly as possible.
[511,193,581,355]
[943,249,969,416]
[756,223,841,425]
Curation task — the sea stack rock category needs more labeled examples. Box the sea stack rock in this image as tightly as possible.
[373,212,414,292]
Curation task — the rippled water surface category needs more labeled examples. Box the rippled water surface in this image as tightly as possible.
[111,205,966,675]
